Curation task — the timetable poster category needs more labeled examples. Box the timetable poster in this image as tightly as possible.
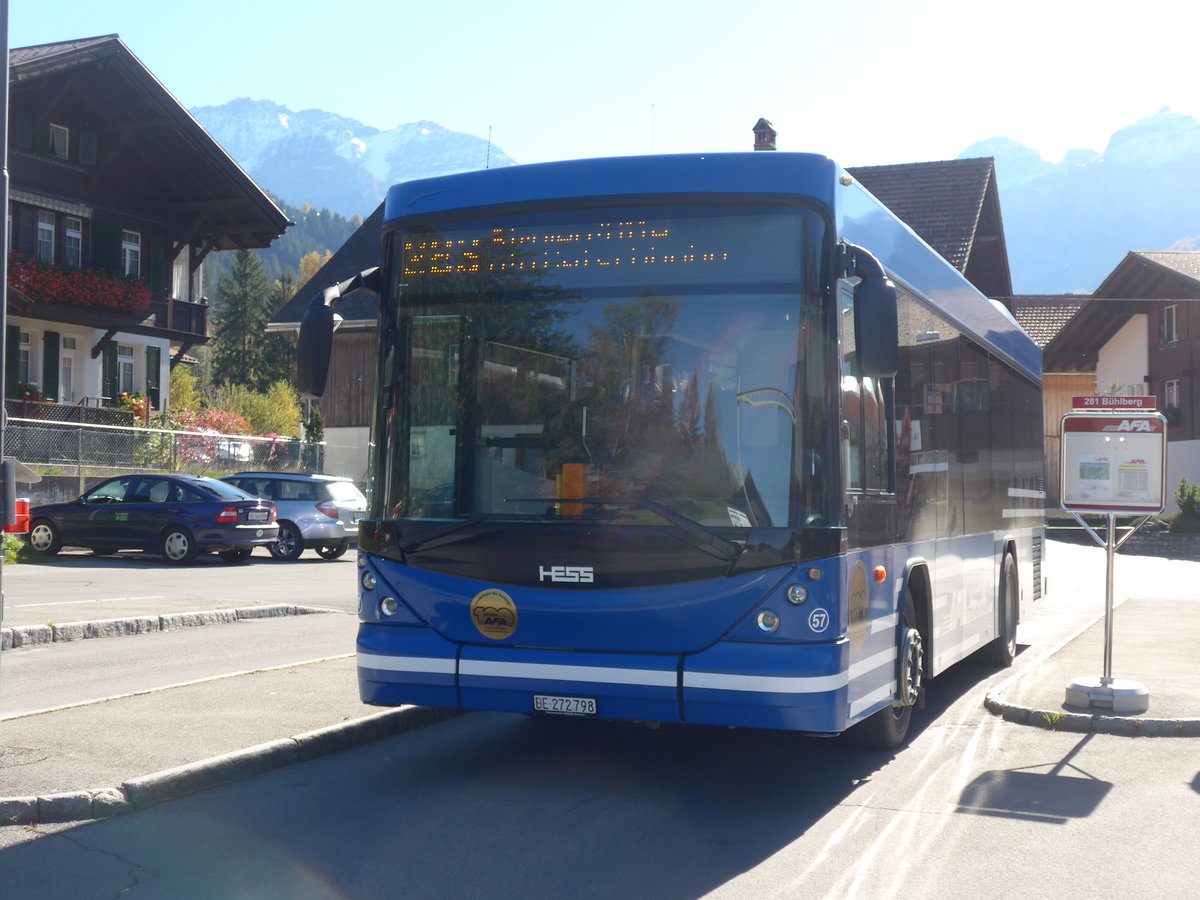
[1060,414,1166,513]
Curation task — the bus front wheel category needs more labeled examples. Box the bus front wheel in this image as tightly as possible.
[849,592,924,750]
[979,552,1018,667]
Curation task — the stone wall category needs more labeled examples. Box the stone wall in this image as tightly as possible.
[1050,528,1200,561]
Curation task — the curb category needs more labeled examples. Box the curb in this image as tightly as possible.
[0,705,463,826]
[983,692,1200,736]
[1,604,334,651]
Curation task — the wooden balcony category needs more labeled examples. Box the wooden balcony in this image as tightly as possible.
[148,297,208,338]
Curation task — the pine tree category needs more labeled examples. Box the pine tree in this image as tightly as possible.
[213,249,274,389]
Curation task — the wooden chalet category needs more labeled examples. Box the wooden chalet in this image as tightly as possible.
[1037,251,1200,510]
[7,35,289,416]
[848,157,1014,300]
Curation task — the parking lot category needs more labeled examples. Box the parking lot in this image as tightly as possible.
[1,547,359,631]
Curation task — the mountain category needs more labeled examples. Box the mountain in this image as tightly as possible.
[191,98,516,219]
[959,108,1200,293]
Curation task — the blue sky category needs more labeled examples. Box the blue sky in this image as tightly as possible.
[10,0,1200,168]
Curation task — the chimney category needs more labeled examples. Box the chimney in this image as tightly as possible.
[753,118,777,151]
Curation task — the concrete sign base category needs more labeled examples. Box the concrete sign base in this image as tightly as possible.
[1065,676,1150,714]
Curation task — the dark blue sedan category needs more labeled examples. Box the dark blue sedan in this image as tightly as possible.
[27,474,278,564]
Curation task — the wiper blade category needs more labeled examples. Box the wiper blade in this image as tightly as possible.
[524,496,743,563]
[398,515,488,554]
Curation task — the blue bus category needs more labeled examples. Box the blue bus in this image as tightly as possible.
[299,152,1045,748]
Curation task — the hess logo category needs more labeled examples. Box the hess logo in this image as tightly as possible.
[539,565,594,583]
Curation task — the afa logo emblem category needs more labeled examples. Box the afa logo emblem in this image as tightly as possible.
[470,589,518,640]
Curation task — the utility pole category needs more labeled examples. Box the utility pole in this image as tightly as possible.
[1,0,11,693]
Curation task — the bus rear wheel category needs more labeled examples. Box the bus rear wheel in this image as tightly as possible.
[850,592,924,750]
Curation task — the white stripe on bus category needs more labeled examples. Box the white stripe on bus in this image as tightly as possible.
[357,653,456,675]
[361,648,900,697]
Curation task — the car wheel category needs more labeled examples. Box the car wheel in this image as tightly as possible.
[219,547,253,564]
[316,540,349,560]
[28,518,62,556]
[161,526,198,564]
[268,521,304,561]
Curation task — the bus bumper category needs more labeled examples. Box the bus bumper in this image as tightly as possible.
[358,624,858,733]
[682,640,851,733]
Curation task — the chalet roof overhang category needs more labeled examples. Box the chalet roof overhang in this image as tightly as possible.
[1042,297,1199,372]
[9,35,290,251]
[1094,251,1200,300]
[1044,251,1200,372]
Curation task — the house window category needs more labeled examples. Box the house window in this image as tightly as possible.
[49,124,69,160]
[121,230,141,278]
[172,253,188,299]
[65,217,83,267]
[117,344,135,395]
[1161,305,1178,344]
[61,337,76,403]
[37,210,55,262]
[18,330,31,385]
[1166,379,1181,409]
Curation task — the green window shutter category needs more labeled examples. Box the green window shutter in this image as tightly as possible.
[92,220,122,273]
[102,342,118,405]
[33,122,50,155]
[150,234,166,297]
[79,129,98,165]
[42,332,60,400]
[14,110,34,149]
[5,326,20,398]
[146,345,162,409]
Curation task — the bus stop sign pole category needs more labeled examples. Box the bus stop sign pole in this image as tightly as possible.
[1058,403,1167,714]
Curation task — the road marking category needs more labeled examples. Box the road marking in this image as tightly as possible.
[0,653,354,722]
[8,595,167,608]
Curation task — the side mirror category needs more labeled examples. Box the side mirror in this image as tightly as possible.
[853,276,898,377]
[842,243,898,378]
[296,299,337,399]
[296,267,383,400]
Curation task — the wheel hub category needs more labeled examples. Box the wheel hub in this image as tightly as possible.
[899,626,924,707]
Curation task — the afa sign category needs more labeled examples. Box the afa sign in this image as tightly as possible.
[1060,413,1167,514]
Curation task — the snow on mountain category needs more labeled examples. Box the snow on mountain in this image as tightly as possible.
[1101,107,1200,167]
[191,99,514,218]
[958,108,1200,293]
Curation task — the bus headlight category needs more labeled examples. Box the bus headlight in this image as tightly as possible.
[787,584,809,605]
[756,610,781,633]
[362,571,377,591]
[380,596,399,617]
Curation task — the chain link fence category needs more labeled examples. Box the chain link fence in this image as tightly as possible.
[6,417,324,480]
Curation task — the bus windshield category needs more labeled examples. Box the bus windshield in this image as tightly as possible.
[378,203,830,529]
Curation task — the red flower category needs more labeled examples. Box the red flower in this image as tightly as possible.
[7,253,152,313]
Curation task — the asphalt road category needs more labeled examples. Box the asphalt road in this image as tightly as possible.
[1,543,1197,897]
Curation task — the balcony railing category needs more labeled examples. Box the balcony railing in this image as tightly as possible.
[148,297,207,338]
